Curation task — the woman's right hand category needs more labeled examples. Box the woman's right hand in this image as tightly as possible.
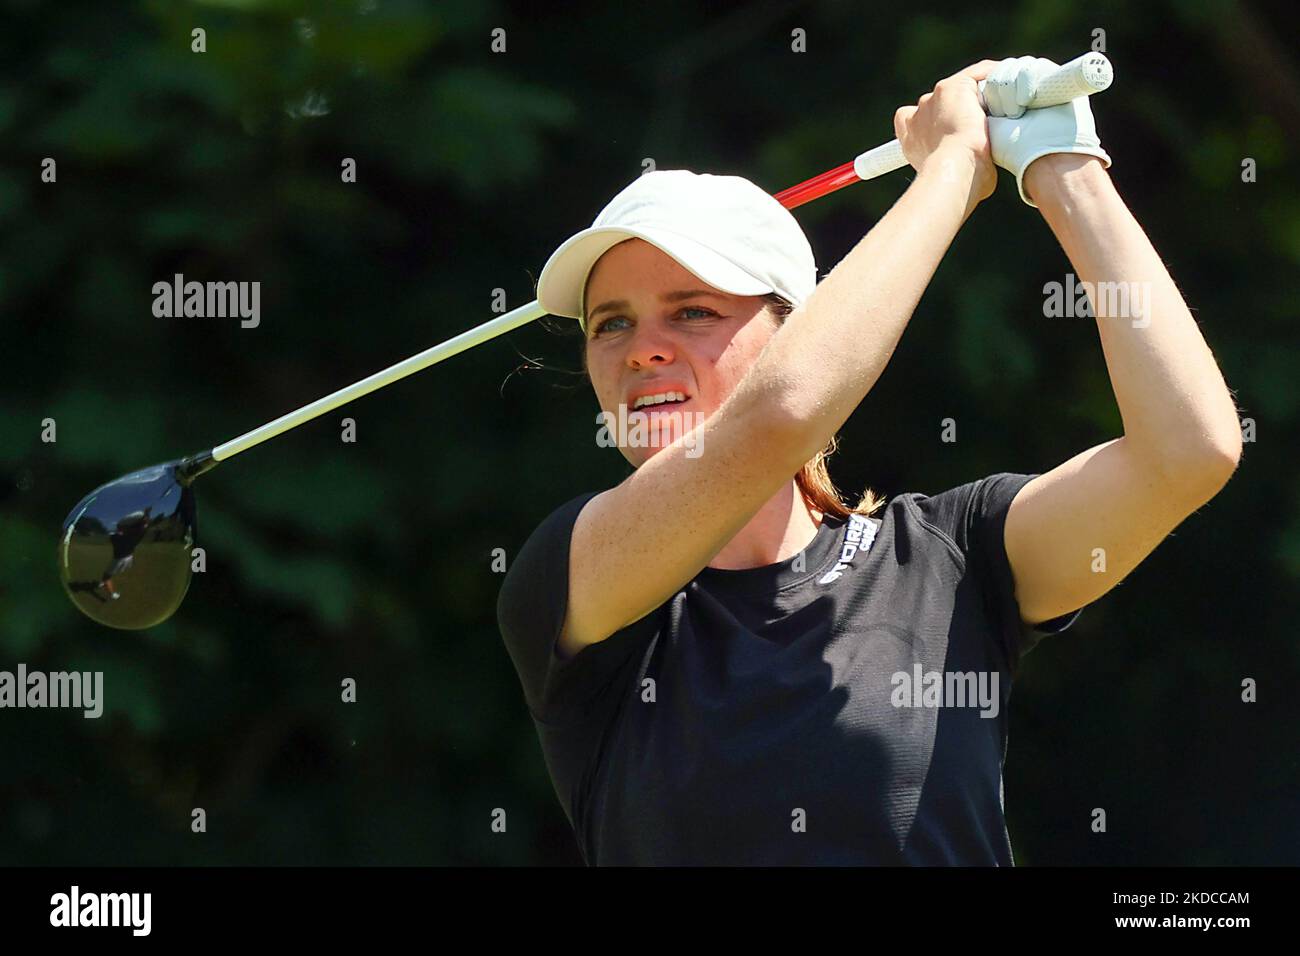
[893,60,999,208]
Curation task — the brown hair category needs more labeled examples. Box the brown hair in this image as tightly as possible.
[575,290,884,522]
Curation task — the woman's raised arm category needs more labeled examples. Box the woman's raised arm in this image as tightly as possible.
[1000,154,1242,625]
[561,63,1001,657]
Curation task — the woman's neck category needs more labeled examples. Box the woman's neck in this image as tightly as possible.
[707,481,823,571]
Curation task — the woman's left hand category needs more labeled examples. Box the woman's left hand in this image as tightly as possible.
[982,56,1113,207]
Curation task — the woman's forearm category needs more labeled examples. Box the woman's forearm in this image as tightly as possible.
[731,147,984,465]
[1027,155,1242,480]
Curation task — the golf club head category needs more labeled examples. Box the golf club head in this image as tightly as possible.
[58,459,201,630]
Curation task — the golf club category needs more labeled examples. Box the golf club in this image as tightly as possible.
[58,52,1112,630]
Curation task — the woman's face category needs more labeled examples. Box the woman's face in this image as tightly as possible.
[583,238,777,467]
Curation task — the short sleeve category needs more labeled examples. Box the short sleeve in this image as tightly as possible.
[916,473,1084,677]
[496,491,660,727]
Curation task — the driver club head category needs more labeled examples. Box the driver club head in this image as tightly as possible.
[58,458,204,630]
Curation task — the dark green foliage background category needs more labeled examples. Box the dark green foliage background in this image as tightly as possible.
[1,0,1296,865]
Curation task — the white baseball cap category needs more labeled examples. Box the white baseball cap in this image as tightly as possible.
[536,169,818,331]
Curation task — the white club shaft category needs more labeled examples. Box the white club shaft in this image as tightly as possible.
[852,52,1113,182]
[212,299,549,462]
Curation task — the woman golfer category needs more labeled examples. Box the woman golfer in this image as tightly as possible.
[498,57,1241,865]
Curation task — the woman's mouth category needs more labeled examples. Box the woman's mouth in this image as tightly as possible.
[631,390,690,411]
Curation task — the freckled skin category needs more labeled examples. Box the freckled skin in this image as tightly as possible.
[584,238,778,468]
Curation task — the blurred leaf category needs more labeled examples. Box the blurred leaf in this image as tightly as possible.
[952,273,1036,391]
[199,507,357,627]
[232,454,398,539]
[359,68,576,194]
[0,515,66,656]
[46,390,169,472]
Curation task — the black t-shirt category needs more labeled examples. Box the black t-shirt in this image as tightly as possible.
[496,473,1084,865]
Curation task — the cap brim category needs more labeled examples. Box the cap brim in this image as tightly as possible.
[537,225,775,326]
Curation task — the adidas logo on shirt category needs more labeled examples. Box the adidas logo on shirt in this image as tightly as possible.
[817,514,878,585]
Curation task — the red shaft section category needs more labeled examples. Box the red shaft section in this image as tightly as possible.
[773,160,861,209]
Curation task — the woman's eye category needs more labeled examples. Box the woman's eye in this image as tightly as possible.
[591,315,631,336]
[591,307,714,337]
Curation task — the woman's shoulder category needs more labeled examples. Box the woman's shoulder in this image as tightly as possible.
[877,472,1040,555]
[520,489,604,544]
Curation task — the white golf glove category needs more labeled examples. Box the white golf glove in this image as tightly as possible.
[982,56,1112,207]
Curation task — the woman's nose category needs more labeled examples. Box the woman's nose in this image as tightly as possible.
[626,328,676,368]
